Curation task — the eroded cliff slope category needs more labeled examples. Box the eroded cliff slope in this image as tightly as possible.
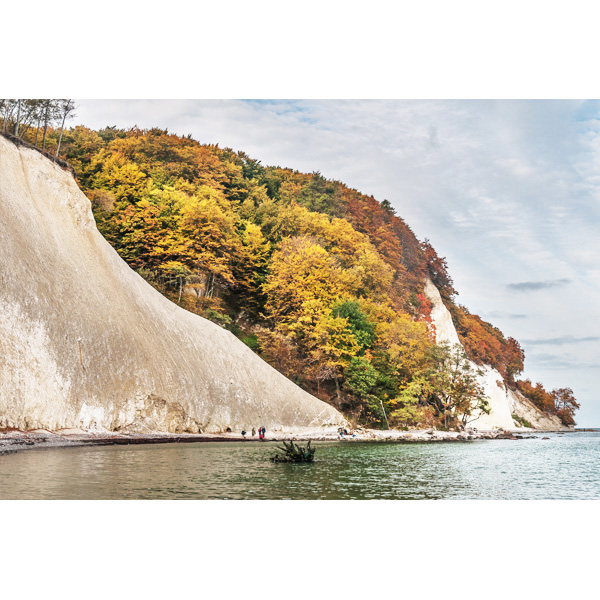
[424,279,565,430]
[0,135,345,433]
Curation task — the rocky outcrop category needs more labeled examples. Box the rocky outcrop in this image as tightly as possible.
[0,134,345,433]
[423,279,566,430]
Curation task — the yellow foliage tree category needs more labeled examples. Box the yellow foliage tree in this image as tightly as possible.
[178,187,241,296]
[231,222,271,314]
[263,236,354,325]
[264,236,366,392]
[90,151,148,203]
[274,203,393,298]
[379,313,434,383]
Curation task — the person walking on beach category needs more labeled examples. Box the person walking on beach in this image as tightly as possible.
[259,426,265,441]
[252,427,256,437]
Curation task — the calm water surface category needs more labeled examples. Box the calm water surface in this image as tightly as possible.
[1,432,599,499]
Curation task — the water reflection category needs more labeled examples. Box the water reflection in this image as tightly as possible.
[0,433,599,500]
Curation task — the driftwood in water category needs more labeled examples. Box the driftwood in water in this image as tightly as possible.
[271,440,315,463]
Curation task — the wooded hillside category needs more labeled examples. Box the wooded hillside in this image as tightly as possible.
[1,104,578,428]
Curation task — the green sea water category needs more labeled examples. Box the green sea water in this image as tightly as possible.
[1,431,598,499]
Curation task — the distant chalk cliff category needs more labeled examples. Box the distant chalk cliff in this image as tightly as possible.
[424,279,565,430]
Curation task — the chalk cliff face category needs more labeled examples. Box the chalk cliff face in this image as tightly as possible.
[510,389,564,431]
[423,279,564,430]
[0,135,345,433]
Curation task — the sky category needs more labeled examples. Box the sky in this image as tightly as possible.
[73,99,600,426]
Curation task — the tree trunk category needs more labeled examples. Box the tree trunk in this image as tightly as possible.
[334,376,341,401]
[34,114,41,146]
[380,398,390,430]
[206,272,215,298]
[42,102,49,149]
[55,110,67,157]
[14,99,21,137]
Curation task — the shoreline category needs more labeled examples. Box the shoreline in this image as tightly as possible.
[0,426,575,455]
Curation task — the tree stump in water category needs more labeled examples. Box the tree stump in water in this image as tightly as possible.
[270,440,315,463]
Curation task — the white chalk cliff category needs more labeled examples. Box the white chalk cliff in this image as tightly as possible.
[424,279,564,430]
[0,135,345,433]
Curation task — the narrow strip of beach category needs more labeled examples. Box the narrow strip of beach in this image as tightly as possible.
[0,426,566,454]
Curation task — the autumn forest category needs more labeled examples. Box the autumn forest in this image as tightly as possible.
[0,100,580,427]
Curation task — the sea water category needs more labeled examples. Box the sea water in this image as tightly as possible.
[0,431,598,499]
